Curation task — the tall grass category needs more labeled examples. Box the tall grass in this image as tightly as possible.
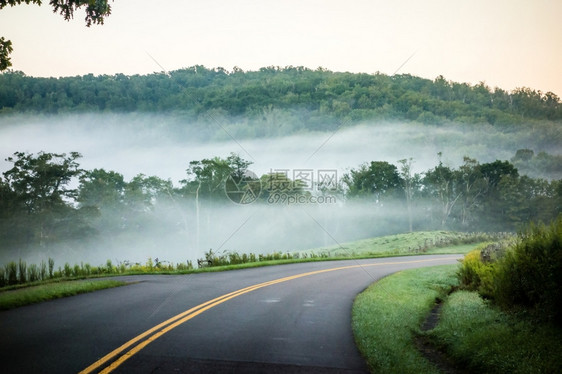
[431,290,562,373]
[5,262,17,285]
[1,230,491,288]
[18,259,27,283]
[458,217,562,324]
[0,257,195,289]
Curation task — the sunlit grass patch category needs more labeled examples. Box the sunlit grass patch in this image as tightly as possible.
[431,290,562,373]
[0,279,126,310]
[352,264,459,373]
[309,230,500,258]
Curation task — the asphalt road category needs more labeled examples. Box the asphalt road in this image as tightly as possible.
[0,254,462,373]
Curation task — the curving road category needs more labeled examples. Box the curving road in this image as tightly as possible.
[0,254,462,373]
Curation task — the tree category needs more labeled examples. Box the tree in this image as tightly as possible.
[3,151,82,212]
[182,157,235,201]
[178,153,252,253]
[0,0,112,71]
[259,171,309,203]
[78,168,125,209]
[0,175,20,247]
[397,158,418,232]
[422,155,462,229]
[456,157,487,228]
[2,151,86,246]
[343,161,403,203]
[77,168,125,232]
[478,160,521,230]
[125,174,173,211]
[512,148,534,162]
[0,37,12,70]
[480,160,518,189]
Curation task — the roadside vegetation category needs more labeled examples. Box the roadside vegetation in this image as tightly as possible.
[306,231,505,258]
[432,290,562,373]
[1,231,487,289]
[353,264,458,373]
[458,217,561,325]
[353,218,562,373]
[0,230,484,310]
[0,279,125,310]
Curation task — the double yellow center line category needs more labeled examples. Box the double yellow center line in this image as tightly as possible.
[80,257,451,373]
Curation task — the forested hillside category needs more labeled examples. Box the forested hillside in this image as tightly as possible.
[1,66,560,130]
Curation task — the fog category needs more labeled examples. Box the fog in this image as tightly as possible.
[0,113,538,182]
[0,113,546,267]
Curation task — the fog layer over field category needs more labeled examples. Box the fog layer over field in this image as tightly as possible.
[1,113,553,182]
[0,113,555,266]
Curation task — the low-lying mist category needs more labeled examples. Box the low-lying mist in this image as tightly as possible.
[1,197,419,268]
[1,113,554,182]
[0,113,556,267]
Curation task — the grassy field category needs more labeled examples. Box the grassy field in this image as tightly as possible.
[432,290,562,373]
[352,264,459,374]
[0,279,126,310]
[299,231,493,258]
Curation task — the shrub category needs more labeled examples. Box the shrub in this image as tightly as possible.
[48,258,55,278]
[40,260,47,280]
[459,218,562,324]
[5,262,17,285]
[63,263,72,277]
[176,261,193,271]
[459,240,516,298]
[18,259,27,283]
[28,264,40,282]
[493,218,562,323]
[106,259,114,273]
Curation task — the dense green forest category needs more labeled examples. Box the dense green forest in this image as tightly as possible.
[1,151,560,258]
[1,66,561,130]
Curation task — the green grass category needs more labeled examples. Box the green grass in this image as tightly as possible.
[352,264,460,374]
[301,231,494,258]
[0,279,126,310]
[431,290,562,373]
[424,243,480,254]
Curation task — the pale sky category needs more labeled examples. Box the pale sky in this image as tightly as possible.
[1,0,561,95]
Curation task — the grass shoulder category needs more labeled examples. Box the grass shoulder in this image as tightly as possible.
[352,264,459,374]
[431,290,562,373]
[0,279,126,311]
[353,263,562,373]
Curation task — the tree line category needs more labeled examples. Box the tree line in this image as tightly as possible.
[343,155,561,232]
[1,151,560,254]
[1,67,560,129]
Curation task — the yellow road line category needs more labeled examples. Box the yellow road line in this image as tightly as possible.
[80,257,452,373]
